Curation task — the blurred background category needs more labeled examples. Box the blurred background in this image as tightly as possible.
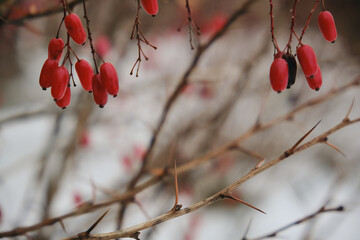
[0,0,360,239]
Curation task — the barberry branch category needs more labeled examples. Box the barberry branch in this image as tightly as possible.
[64,115,360,240]
[0,75,358,238]
[299,0,320,42]
[177,0,201,50]
[82,0,98,73]
[269,0,280,53]
[286,0,298,52]
[244,204,344,240]
[130,0,157,77]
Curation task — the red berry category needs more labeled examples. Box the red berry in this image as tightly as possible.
[296,44,318,78]
[56,85,71,109]
[51,66,69,101]
[141,0,158,16]
[64,13,87,45]
[306,65,322,91]
[92,74,108,108]
[75,59,94,92]
[269,57,288,93]
[318,11,337,43]
[39,59,58,90]
[100,62,119,97]
[48,37,64,61]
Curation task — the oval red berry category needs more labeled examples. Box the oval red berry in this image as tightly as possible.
[296,44,318,78]
[64,13,87,45]
[75,60,93,92]
[100,62,119,97]
[306,65,322,91]
[92,74,108,108]
[141,0,158,16]
[48,38,64,61]
[270,58,288,93]
[318,11,337,43]
[39,59,58,90]
[56,85,71,109]
[51,66,69,101]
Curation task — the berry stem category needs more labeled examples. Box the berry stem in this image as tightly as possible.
[321,0,326,11]
[286,0,298,53]
[269,0,280,53]
[82,0,99,74]
[299,0,320,42]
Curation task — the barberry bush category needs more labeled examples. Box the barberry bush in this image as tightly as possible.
[0,0,360,239]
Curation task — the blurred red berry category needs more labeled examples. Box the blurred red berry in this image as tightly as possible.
[100,62,119,97]
[202,13,227,36]
[51,66,69,101]
[75,59,94,92]
[95,35,111,58]
[306,65,322,91]
[79,130,90,147]
[73,192,83,207]
[64,13,87,45]
[48,37,64,61]
[297,44,318,78]
[318,11,337,43]
[133,145,146,160]
[92,74,108,108]
[39,59,58,90]
[141,0,158,16]
[55,85,71,109]
[269,57,288,93]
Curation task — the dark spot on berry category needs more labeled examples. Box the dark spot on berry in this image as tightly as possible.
[152,15,156,17]
[315,87,320,91]
[113,95,117,98]
[99,105,104,108]
[88,91,93,93]
[62,107,66,109]
[331,40,335,43]
[277,91,282,94]
[42,88,47,91]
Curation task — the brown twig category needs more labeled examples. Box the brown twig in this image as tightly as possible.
[0,0,84,27]
[299,0,320,43]
[130,0,157,77]
[82,0,99,73]
[178,0,201,50]
[244,204,344,240]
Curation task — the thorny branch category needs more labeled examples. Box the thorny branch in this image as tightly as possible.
[64,114,360,239]
[0,74,358,239]
[244,204,344,240]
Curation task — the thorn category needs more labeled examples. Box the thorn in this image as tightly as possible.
[255,159,266,169]
[85,209,110,234]
[289,120,321,152]
[59,219,67,233]
[226,195,266,214]
[343,98,355,121]
[323,141,346,157]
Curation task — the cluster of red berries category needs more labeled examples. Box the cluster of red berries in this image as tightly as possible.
[39,7,119,109]
[269,8,337,93]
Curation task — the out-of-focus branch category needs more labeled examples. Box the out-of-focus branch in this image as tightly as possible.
[0,0,84,27]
